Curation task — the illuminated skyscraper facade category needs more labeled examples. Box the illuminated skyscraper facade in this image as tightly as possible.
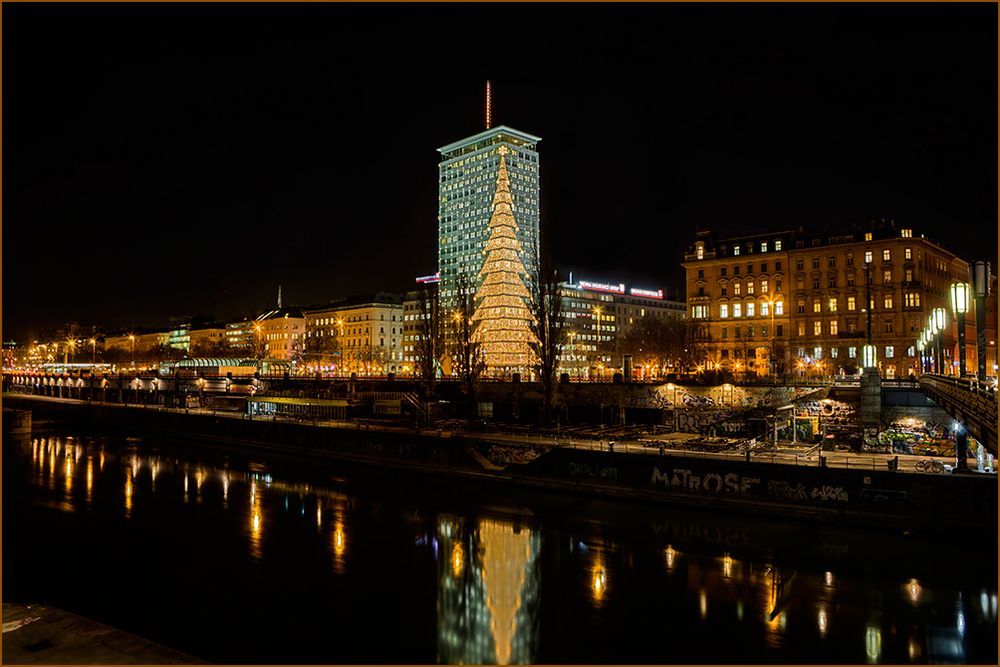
[437,126,541,317]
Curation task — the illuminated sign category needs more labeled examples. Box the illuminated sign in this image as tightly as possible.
[630,288,664,299]
[579,280,625,294]
[415,272,441,284]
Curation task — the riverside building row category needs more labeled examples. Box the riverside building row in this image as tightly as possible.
[682,220,995,379]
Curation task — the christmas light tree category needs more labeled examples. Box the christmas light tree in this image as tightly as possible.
[472,146,538,375]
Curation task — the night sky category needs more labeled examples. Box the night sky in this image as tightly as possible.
[4,3,996,342]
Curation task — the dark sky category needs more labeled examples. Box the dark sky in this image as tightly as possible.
[4,2,996,341]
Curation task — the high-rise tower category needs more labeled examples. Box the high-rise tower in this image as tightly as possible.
[437,125,541,319]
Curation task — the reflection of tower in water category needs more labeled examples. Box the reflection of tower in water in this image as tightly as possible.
[436,516,541,664]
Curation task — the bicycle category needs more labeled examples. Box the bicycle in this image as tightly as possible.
[914,459,945,473]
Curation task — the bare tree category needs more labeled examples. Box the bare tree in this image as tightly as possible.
[450,275,485,417]
[529,263,566,425]
[414,286,443,394]
[304,330,342,368]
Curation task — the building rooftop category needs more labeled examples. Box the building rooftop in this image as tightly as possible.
[437,125,542,156]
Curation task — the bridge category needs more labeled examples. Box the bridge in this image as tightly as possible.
[919,374,998,455]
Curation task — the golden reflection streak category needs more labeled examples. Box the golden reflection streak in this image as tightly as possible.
[151,460,158,492]
[722,553,733,578]
[331,507,347,574]
[64,452,74,497]
[699,589,708,619]
[908,636,922,661]
[100,450,105,472]
[32,439,39,466]
[451,542,464,578]
[865,625,882,663]
[86,456,94,505]
[316,503,322,528]
[592,563,607,602]
[664,545,676,571]
[124,471,133,518]
[906,578,922,605]
[196,468,204,494]
[817,606,829,637]
[248,479,262,560]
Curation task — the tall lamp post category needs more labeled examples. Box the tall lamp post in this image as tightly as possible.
[972,261,991,382]
[932,308,946,375]
[916,337,925,375]
[950,282,970,379]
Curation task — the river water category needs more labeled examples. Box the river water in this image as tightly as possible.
[4,427,996,664]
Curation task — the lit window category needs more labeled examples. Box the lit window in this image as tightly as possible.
[813,321,822,336]
[865,232,873,241]
[905,248,912,260]
[747,302,755,317]
[798,322,806,336]
[828,298,838,312]
[883,249,891,262]
[733,303,742,318]
[775,301,784,315]
[720,304,729,319]
[831,348,839,358]
[883,294,893,309]
[830,320,839,335]
[761,279,768,292]
[847,296,856,311]
[814,346,823,358]
[761,301,770,316]
[775,240,782,251]
[733,246,740,256]
[734,282,741,295]
[748,281,755,295]
[813,300,821,313]
[848,346,857,358]
[885,346,894,358]
[761,241,768,253]
[865,251,873,264]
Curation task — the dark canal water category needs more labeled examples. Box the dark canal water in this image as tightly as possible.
[4,427,997,664]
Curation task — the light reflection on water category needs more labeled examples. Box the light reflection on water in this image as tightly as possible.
[13,434,998,665]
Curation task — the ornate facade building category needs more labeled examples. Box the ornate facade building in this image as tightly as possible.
[683,220,976,379]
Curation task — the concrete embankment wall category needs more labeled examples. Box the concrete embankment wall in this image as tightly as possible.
[8,395,995,531]
[514,447,996,529]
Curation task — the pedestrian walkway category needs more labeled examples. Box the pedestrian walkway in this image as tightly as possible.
[2,603,201,664]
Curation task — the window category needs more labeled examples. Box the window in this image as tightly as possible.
[812,258,820,269]
[828,256,836,267]
[814,321,822,336]
[735,327,742,338]
[720,304,729,318]
[734,265,740,275]
[865,232,873,241]
[775,300,784,315]
[747,282,755,295]
[847,296,856,311]
[747,302,755,317]
[902,229,912,238]
[848,346,857,358]
[830,320,839,335]
[797,300,806,314]
[865,250,873,264]
[775,261,782,271]
[884,321,894,334]
[747,264,753,274]
[762,325,769,336]
[761,301,770,316]
[733,245,740,256]
[829,298,838,312]
[813,300,822,313]
[883,249,891,262]
[885,346,894,358]
[776,324,784,336]
[796,259,804,270]
[720,267,727,277]
[905,247,912,260]
[733,303,742,318]
[776,279,783,292]
[828,276,837,288]
[721,287,728,296]
[883,294,893,309]
[905,293,920,307]
[761,242,768,253]
[692,305,709,318]
[814,346,823,359]
[907,346,915,357]
[847,253,854,266]
[721,327,728,339]
[797,279,805,290]
[775,240,783,251]
[761,279,769,292]
[761,263,767,272]
[698,269,704,279]
[797,347,806,358]
[798,322,806,336]
[847,274,855,287]
[733,282,741,295]
[813,278,821,289]
[831,347,839,358]
[883,270,892,284]
[904,268,913,282]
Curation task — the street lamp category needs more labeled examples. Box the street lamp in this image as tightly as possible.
[862,344,877,370]
[950,281,970,378]
[972,261,991,382]
[916,338,925,375]
[933,307,947,375]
